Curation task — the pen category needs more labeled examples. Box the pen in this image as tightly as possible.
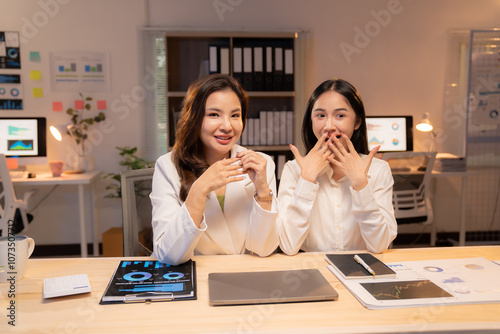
[354,254,375,276]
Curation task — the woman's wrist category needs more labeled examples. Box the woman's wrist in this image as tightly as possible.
[350,175,368,191]
[255,185,271,198]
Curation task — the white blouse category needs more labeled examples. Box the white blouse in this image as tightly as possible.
[150,145,279,265]
[278,157,397,255]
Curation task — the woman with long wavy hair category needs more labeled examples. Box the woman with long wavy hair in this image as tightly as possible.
[151,74,279,265]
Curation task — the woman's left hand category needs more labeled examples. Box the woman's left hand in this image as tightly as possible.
[327,134,379,191]
[236,150,270,196]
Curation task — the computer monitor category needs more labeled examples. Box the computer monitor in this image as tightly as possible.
[0,117,47,166]
[366,116,413,152]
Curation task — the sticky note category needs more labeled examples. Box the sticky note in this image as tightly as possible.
[30,51,40,62]
[30,70,41,80]
[97,100,107,110]
[53,101,63,112]
[33,87,43,98]
[74,100,84,109]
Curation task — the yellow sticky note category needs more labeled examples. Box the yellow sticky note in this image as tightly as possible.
[30,70,41,80]
[33,87,43,98]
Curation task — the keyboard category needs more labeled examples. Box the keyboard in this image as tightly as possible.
[43,274,92,299]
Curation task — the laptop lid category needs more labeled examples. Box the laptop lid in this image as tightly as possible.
[208,269,338,306]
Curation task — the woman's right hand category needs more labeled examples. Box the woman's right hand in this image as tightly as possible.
[185,157,245,227]
[290,133,333,183]
[193,157,246,196]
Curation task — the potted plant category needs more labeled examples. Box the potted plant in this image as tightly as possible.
[65,93,106,172]
[104,146,155,199]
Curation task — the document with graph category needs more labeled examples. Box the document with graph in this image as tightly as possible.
[100,260,196,304]
[328,257,500,309]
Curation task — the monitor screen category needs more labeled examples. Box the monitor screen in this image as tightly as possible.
[0,117,47,165]
[366,116,413,152]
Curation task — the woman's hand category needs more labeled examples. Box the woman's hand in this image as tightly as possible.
[193,157,245,196]
[236,150,272,210]
[291,133,333,183]
[186,157,245,227]
[327,134,379,191]
[236,150,269,196]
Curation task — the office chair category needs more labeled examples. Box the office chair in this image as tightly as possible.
[0,154,35,237]
[120,167,155,256]
[381,152,437,226]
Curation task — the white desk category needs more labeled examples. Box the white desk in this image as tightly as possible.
[12,170,102,257]
[431,170,479,246]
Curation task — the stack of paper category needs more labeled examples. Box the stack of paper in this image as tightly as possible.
[434,153,466,172]
[328,257,500,309]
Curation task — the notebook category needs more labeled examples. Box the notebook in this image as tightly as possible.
[208,269,338,306]
[325,253,396,279]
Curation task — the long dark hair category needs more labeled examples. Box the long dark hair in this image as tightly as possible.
[173,74,248,201]
[302,78,369,154]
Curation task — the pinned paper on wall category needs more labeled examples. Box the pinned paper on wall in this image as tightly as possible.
[32,87,43,98]
[52,101,63,112]
[30,70,41,80]
[0,31,21,69]
[74,100,84,109]
[97,100,107,110]
[50,51,110,92]
[0,73,23,109]
[30,51,40,62]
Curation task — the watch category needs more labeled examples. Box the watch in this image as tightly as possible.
[254,190,273,202]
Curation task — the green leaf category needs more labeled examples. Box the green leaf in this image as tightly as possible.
[85,103,91,110]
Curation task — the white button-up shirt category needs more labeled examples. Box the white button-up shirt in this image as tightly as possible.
[151,145,279,265]
[278,157,397,255]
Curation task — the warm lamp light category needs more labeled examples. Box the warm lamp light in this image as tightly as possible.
[50,123,84,173]
[416,112,436,152]
[50,123,76,143]
[50,125,64,141]
[416,112,434,132]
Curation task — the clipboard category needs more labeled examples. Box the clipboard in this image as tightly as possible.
[100,260,196,304]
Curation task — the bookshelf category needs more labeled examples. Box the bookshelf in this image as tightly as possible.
[164,31,304,181]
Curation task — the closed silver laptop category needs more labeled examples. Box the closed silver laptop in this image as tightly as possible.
[208,269,338,306]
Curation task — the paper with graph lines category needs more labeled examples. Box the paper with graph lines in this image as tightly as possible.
[328,257,500,309]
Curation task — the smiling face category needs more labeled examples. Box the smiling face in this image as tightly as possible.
[311,90,361,147]
[200,89,243,164]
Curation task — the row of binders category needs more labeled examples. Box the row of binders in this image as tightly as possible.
[209,45,294,91]
[238,111,294,146]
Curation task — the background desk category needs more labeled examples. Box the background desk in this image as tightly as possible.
[12,170,102,257]
[431,170,478,246]
[6,246,500,333]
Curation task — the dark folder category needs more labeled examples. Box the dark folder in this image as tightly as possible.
[272,47,284,91]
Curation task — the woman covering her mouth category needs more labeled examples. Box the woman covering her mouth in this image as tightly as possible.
[150,74,279,265]
[277,78,397,255]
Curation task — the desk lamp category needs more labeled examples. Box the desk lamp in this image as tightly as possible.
[416,112,436,152]
[50,123,84,173]
[416,112,436,171]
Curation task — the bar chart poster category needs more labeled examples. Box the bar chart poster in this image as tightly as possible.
[0,73,23,110]
[50,51,109,92]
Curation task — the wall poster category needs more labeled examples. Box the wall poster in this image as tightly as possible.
[0,31,23,109]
